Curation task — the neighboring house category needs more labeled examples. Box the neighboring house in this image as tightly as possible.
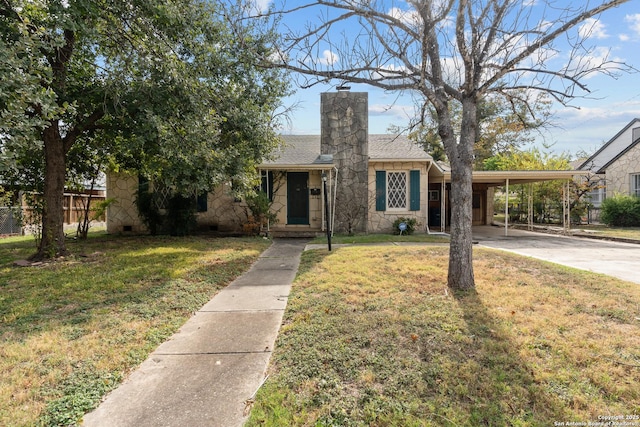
[578,118,640,212]
[106,90,584,236]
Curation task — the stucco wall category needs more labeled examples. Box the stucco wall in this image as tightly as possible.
[603,142,640,196]
[367,161,429,233]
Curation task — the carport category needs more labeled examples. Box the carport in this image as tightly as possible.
[442,170,590,236]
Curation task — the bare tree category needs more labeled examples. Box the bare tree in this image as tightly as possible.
[265,0,632,290]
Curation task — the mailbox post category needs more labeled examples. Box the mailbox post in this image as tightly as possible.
[322,172,332,251]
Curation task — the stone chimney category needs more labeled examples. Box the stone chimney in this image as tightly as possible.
[321,90,369,233]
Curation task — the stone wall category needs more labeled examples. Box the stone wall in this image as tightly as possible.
[106,172,145,234]
[268,171,324,231]
[367,161,429,233]
[194,184,249,233]
[604,143,640,196]
[321,91,369,232]
[106,172,248,234]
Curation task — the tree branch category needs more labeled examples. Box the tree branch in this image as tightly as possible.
[479,0,631,94]
[62,110,105,154]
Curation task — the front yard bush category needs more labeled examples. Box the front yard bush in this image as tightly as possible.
[600,194,640,226]
[392,217,418,235]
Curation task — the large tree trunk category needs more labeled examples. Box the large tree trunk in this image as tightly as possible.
[447,161,475,290]
[34,122,68,260]
[445,97,477,290]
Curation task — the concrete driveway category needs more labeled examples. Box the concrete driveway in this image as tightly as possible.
[472,226,640,284]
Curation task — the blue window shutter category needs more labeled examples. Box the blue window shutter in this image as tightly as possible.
[409,170,420,211]
[376,171,386,211]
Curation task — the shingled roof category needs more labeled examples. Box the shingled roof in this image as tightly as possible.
[261,134,432,168]
[368,134,432,161]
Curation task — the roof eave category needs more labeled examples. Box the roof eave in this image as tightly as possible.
[369,158,432,163]
[258,163,335,171]
[443,170,589,185]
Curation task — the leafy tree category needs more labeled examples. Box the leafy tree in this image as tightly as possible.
[411,93,552,168]
[0,0,287,258]
[484,146,587,224]
[266,0,631,289]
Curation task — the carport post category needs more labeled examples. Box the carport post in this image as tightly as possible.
[504,178,509,237]
[563,180,570,235]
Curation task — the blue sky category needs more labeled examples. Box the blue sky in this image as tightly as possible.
[260,1,640,157]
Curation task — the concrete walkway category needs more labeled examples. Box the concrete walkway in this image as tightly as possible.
[472,225,640,284]
[82,239,308,427]
[82,230,638,426]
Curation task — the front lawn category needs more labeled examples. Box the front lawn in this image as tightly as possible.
[310,233,449,245]
[247,246,640,426]
[0,233,270,426]
[573,225,640,241]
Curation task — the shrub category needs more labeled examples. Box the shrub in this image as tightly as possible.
[135,187,163,235]
[600,194,640,226]
[244,191,278,235]
[392,217,418,235]
[166,194,197,236]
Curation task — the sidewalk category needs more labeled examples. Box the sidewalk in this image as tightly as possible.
[82,239,308,427]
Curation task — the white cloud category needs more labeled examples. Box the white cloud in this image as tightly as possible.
[625,14,640,36]
[318,50,339,66]
[571,46,625,79]
[370,63,407,79]
[578,18,609,40]
[252,0,271,13]
[388,7,420,26]
[546,102,640,154]
[369,103,413,119]
[619,34,630,42]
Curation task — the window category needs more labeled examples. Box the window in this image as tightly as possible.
[631,173,640,197]
[588,187,604,207]
[376,170,420,211]
[260,171,274,201]
[196,192,208,212]
[387,172,407,209]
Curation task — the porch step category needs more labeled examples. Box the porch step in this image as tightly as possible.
[269,229,323,238]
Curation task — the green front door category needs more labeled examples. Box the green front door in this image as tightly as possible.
[287,172,309,224]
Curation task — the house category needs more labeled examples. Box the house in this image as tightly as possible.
[577,118,640,212]
[107,91,449,235]
[106,90,586,236]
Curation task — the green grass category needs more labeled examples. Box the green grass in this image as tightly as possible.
[0,232,270,427]
[247,246,640,426]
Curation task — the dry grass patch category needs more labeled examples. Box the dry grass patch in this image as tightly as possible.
[0,234,270,426]
[247,246,640,426]
[574,225,640,241]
